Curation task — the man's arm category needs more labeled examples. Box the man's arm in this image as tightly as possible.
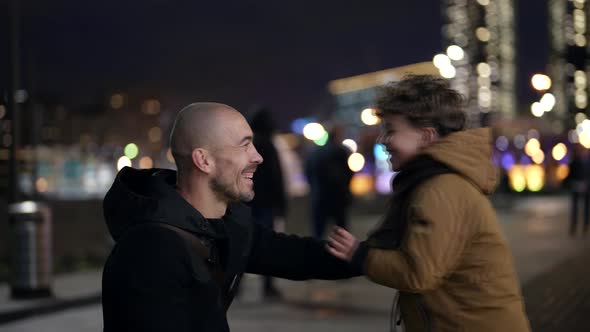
[245,221,362,280]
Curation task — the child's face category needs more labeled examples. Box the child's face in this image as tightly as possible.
[378,114,429,171]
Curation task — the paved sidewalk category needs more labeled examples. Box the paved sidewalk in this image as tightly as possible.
[0,271,101,324]
[523,248,590,332]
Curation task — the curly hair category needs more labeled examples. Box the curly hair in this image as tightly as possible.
[375,75,466,136]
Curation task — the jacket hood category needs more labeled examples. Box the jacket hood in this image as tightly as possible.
[103,167,231,241]
[420,127,498,195]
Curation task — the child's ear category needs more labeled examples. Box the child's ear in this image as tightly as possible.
[421,127,439,145]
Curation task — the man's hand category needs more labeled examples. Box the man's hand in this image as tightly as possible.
[326,226,359,262]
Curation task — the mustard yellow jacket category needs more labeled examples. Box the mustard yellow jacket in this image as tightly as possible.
[362,128,530,332]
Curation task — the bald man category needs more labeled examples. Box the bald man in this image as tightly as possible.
[101,103,360,332]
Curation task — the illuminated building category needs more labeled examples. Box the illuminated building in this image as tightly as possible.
[549,0,589,133]
[442,0,517,127]
[0,96,166,200]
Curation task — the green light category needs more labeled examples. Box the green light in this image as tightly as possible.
[314,132,329,146]
[124,143,139,159]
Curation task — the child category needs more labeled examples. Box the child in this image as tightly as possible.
[327,75,531,332]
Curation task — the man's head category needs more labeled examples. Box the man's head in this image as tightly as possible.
[169,102,263,202]
[376,75,466,171]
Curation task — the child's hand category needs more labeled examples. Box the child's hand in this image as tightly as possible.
[326,226,359,262]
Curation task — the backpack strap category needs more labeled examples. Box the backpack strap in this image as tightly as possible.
[156,223,225,288]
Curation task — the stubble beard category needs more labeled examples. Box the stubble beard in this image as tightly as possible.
[209,176,255,203]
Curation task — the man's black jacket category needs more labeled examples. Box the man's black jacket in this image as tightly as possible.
[102,167,360,332]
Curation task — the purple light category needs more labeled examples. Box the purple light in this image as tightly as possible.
[501,153,515,170]
[375,171,394,194]
[519,155,532,165]
[558,153,570,165]
[291,117,316,135]
[361,160,373,174]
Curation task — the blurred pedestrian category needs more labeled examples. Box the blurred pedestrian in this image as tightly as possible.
[564,145,590,236]
[247,106,288,299]
[101,102,360,332]
[326,75,531,332]
[305,123,353,239]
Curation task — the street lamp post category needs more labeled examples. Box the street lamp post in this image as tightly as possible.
[8,0,21,203]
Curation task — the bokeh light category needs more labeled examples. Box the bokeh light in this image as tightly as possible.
[556,164,570,181]
[374,144,389,161]
[531,102,544,117]
[532,150,545,165]
[361,108,380,125]
[347,153,365,172]
[166,148,175,163]
[495,136,509,151]
[579,131,590,148]
[476,27,490,41]
[36,177,49,193]
[508,165,526,192]
[313,131,329,146]
[514,134,526,149]
[110,93,125,109]
[569,130,580,144]
[551,143,567,161]
[117,156,132,171]
[477,63,492,77]
[525,138,541,157]
[142,99,161,115]
[342,139,358,153]
[525,165,545,192]
[540,93,556,111]
[349,173,374,196]
[124,143,139,159]
[375,171,395,194]
[446,45,464,61]
[531,74,552,91]
[433,54,451,68]
[501,153,515,170]
[291,118,315,135]
[439,65,457,79]
[139,156,153,169]
[528,129,540,139]
[303,122,326,140]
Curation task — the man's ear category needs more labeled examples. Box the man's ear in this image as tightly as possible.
[421,127,439,146]
[192,148,213,173]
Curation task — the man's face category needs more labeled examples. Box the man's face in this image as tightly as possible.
[209,113,263,202]
[378,114,427,172]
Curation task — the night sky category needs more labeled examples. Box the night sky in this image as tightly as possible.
[1,0,548,131]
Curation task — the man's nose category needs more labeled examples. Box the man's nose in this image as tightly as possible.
[252,147,263,164]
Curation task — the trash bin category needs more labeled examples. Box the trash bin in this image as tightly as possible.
[8,201,53,299]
